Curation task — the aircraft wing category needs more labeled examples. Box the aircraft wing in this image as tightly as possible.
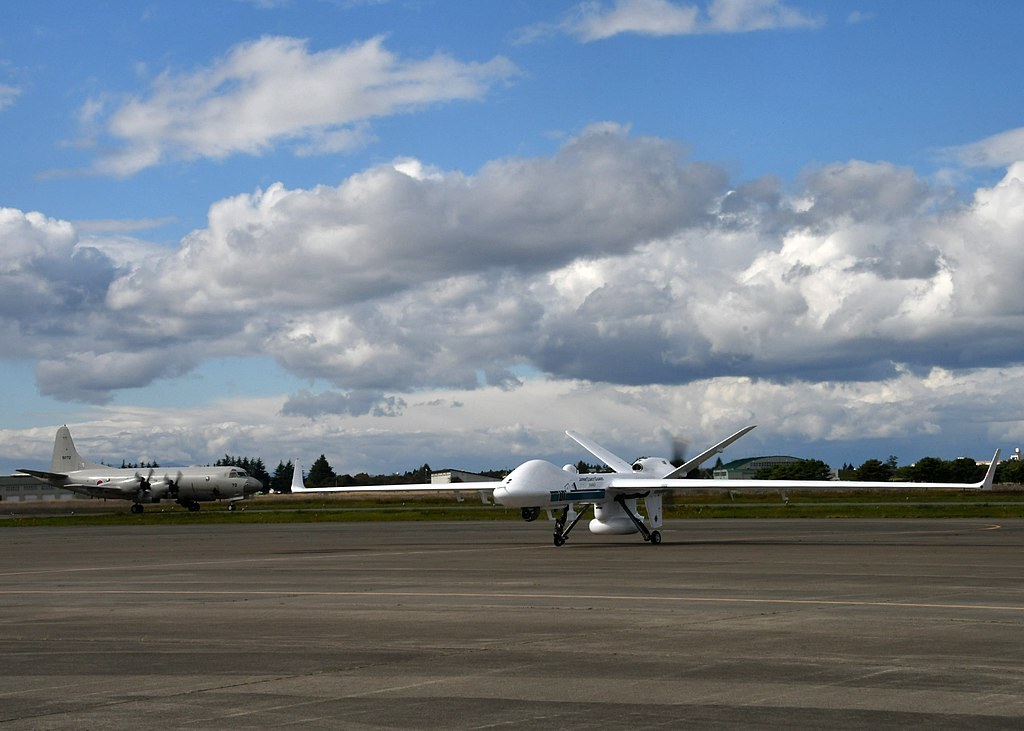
[291,481,500,494]
[663,425,756,478]
[564,431,634,473]
[81,484,142,499]
[608,450,1001,493]
[18,468,149,499]
[17,468,68,483]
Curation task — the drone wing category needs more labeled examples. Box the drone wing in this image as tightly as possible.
[608,449,1000,493]
[663,425,756,478]
[564,431,633,473]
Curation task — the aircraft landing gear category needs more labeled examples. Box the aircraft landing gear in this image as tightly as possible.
[130,503,144,514]
[552,504,591,547]
[613,494,662,545]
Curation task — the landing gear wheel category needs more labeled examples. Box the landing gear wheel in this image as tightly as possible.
[130,503,143,514]
[228,503,237,511]
[649,530,662,545]
[187,502,201,512]
[551,504,592,548]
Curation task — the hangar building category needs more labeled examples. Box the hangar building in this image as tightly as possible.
[0,474,79,502]
[713,456,808,480]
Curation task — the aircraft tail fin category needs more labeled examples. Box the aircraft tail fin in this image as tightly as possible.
[290,459,308,492]
[50,425,104,473]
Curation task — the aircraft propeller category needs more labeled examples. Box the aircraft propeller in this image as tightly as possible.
[168,471,182,499]
[146,470,184,501]
[133,468,155,503]
[670,435,688,469]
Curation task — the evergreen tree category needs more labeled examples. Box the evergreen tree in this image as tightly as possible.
[404,463,432,482]
[855,458,895,482]
[215,454,271,485]
[908,456,948,482]
[949,457,983,484]
[307,454,336,487]
[997,459,1024,484]
[271,460,295,493]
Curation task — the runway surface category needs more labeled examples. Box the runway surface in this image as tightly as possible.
[3,519,1024,729]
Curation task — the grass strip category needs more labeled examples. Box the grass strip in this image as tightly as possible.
[4,490,1024,527]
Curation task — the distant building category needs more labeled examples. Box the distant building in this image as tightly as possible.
[0,474,80,502]
[713,456,806,480]
[430,469,500,484]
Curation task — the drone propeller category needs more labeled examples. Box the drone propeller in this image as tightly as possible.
[670,436,688,469]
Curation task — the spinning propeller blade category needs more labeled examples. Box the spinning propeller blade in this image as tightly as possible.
[670,436,688,469]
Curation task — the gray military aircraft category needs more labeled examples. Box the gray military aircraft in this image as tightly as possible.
[18,425,262,513]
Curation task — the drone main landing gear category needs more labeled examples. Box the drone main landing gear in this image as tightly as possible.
[552,504,592,547]
[130,503,144,514]
[613,494,662,545]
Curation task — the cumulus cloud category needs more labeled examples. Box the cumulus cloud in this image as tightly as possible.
[6,126,1024,412]
[9,363,1022,476]
[85,35,518,176]
[281,390,407,418]
[520,0,822,43]
[0,208,118,338]
[106,123,723,315]
[36,350,199,403]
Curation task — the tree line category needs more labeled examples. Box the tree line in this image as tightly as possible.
[747,455,1011,483]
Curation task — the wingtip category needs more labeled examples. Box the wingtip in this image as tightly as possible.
[980,449,1001,490]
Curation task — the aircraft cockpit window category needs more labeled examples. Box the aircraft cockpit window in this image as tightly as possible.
[229,469,248,478]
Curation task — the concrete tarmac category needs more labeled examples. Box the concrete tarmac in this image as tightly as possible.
[2,519,1024,729]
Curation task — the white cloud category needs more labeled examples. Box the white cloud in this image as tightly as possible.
[0,208,117,336]
[846,10,874,25]
[6,126,1024,419]
[5,365,1022,476]
[72,217,177,235]
[0,84,20,112]
[105,123,723,317]
[943,127,1024,169]
[536,0,823,42]
[86,35,518,176]
[36,350,199,403]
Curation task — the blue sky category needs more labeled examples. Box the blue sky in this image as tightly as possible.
[2,0,1024,476]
